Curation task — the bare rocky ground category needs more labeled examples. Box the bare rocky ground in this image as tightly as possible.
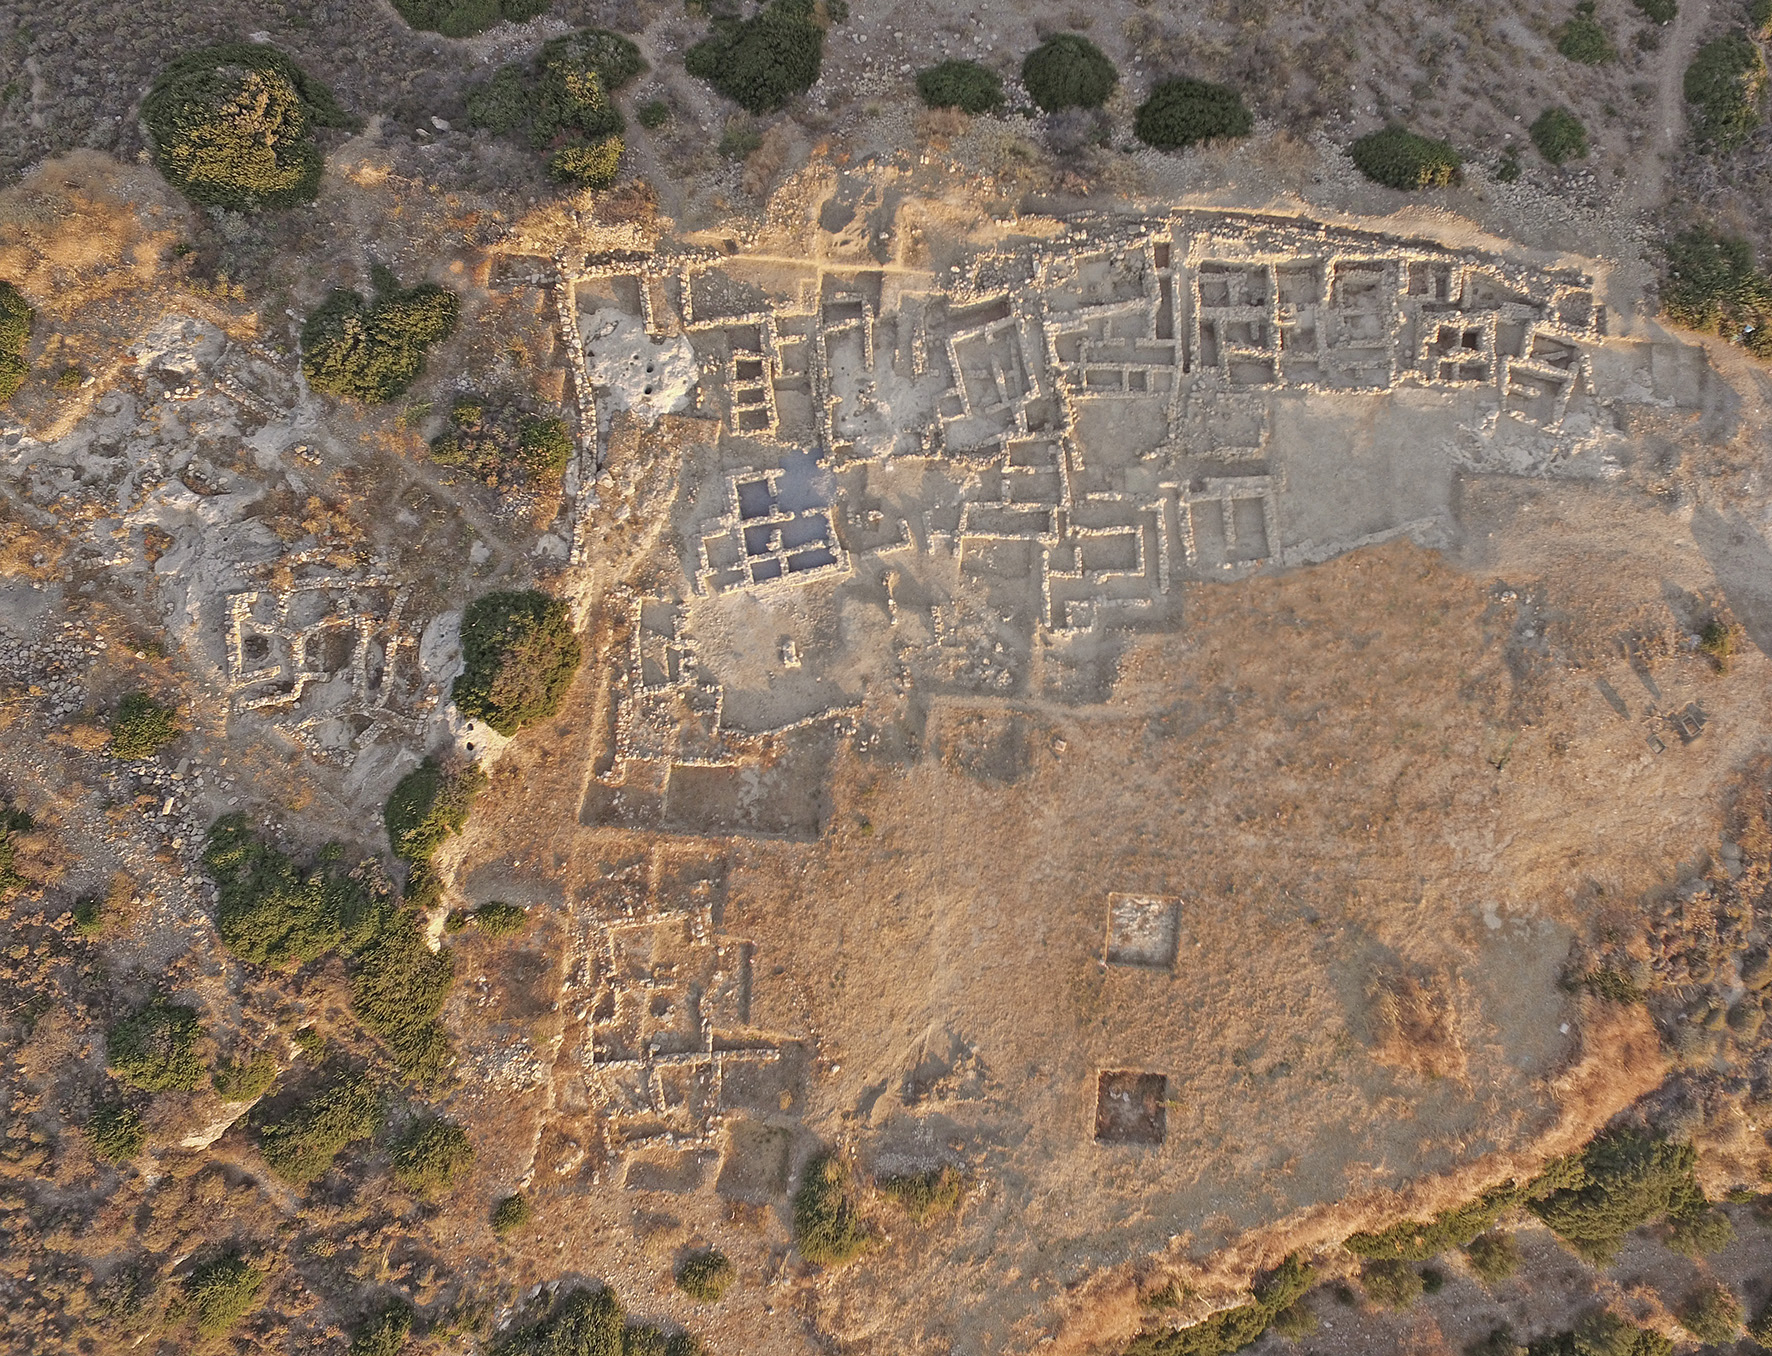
[4,2,1772,1356]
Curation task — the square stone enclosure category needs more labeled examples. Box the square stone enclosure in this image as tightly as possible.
[1095,1070,1167,1145]
[1105,893,1180,967]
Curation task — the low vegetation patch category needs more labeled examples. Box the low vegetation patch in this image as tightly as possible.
[391,1116,474,1195]
[385,757,486,868]
[1348,125,1461,189]
[1660,226,1772,357]
[257,1072,382,1182]
[1754,0,1772,39]
[1680,1282,1743,1343]
[467,30,642,186]
[84,1100,146,1163]
[349,1302,413,1356]
[1684,34,1767,151]
[1122,1255,1314,1356]
[0,280,31,405]
[1360,1259,1424,1311]
[492,1192,532,1235]
[1464,1230,1521,1284]
[1532,1310,1672,1355]
[794,1153,875,1265]
[0,805,30,899]
[350,910,456,1086]
[916,60,1004,114]
[429,400,572,490]
[875,1165,966,1223]
[392,0,548,38]
[212,1052,278,1102]
[110,691,179,759]
[1558,6,1619,63]
[675,1249,734,1302]
[185,1252,265,1338]
[686,0,826,114]
[143,44,353,211]
[204,815,390,967]
[1134,79,1253,151]
[1021,34,1118,112]
[1632,0,1677,18]
[301,268,460,404]
[1530,107,1589,164]
[452,590,582,736]
[107,1000,205,1092]
[474,901,529,936]
[491,1285,624,1356]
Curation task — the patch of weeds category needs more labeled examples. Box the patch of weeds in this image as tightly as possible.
[1631,0,1676,19]
[109,692,179,759]
[53,365,83,392]
[793,1153,874,1265]
[83,1100,146,1163]
[185,1252,265,1338]
[492,1192,532,1235]
[391,1116,474,1195]
[349,1302,413,1356]
[718,116,765,159]
[1558,8,1618,64]
[551,139,624,188]
[1134,78,1253,150]
[0,280,31,404]
[875,1165,966,1223]
[1361,1258,1424,1311]
[1348,125,1461,189]
[350,910,456,1086]
[1699,618,1737,671]
[686,0,826,114]
[212,1052,278,1102]
[385,757,485,869]
[1464,1231,1520,1285]
[474,901,529,936]
[1685,34,1767,151]
[1121,1255,1314,1356]
[203,815,391,967]
[392,0,549,38]
[72,894,106,938]
[0,805,30,899]
[256,1072,382,1182]
[1021,33,1118,112]
[1530,107,1588,164]
[1679,1282,1742,1344]
[430,400,573,491]
[1577,967,1644,1002]
[491,1285,624,1356]
[1269,1299,1318,1339]
[143,44,354,211]
[292,1025,326,1061]
[107,1000,205,1092]
[675,1249,734,1301]
[1661,226,1772,357]
[916,59,1004,114]
[624,1325,669,1356]
[452,590,582,736]
[301,268,460,403]
[638,98,671,129]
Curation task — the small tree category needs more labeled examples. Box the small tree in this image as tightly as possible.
[84,1100,146,1163]
[686,0,825,114]
[916,60,1004,114]
[186,1253,265,1337]
[301,272,460,404]
[1360,1259,1424,1311]
[1680,1282,1743,1344]
[257,1074,382,1182]
[1021,34,1118,112]
[1530,107,1589,164]
[675,1249,735,1302]
[492,1192,532,1235]
[452,590,582,735]
[391,1116,474,1195]
[1464,1231,1520,1285]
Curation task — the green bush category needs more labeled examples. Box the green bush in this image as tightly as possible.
[638,98,672,129]
[391,1116,474,1195]
[257,1072,382,1182]
[349,1303,413,1356]
[475,901,529,936]
[1134,78,1253,151]
[203,815,390,967]
[84,1100,146,1163]
[108,1001,205,1092]
[1685,34,1767,151]
[1121,1255,1314,1356]
[301,272,460,403]
[664,1336,707,1356]
[1679,1282,1742,1344]
[1661,226,1772,355]
[492,1192,532,1235]
[1558,12,1618,64]
[916,59,1005,114]
[623,1326,668,1356]
[1528,1129,1704,1264]
[492,1285,624,1356]
[1345,1178,1538,1260]
[1665,1200,1733,1256]
[142,44,353,211]
[430,402,571,491]
[186,1253,265,1337]
[0,806,29,899]
[1753,0,1772,40]
[110,692,178,759]
[453,590,582,736]
[1632,0,1677,18]
[1348,125,1462,189]
[350,910,456,1086]
[1531,1310,1672,1356]
[0,281,31,404]
[1021,34,1118,112]
[686,0,825,114]
[1530,107,1588,164]
[1268,1300,1318,1339]
[72,894,106,938]
[550,139,625,189]
[392,0,549,37]
[719,118,765,158]
[1749,1290,1772,1345]
[794,1153,874,1265]
[212,1052,278,1102]
[1464,1231,1520,1285]
[385,757,486,867]
[876,1165,966,1223]
[675,1249,734,1302]
[1360,1259,1423,1311]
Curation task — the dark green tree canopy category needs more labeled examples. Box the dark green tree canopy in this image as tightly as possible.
[1021,34,1118,113]
[916,60,1005,114]
[143,44,353,211]
[108,1000,205,1092]
[686,0,826,114]
[1134,78,1254,151]
[301,271,459,404]
[452,590,582,735]
[1348,125,1462,189]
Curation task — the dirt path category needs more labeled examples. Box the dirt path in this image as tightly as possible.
[1622,0,1711,218]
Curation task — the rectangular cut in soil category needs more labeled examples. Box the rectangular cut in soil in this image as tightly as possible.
[1104,894,1180,966]
[1095,1070,1167,1145]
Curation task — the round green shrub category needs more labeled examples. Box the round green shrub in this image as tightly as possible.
[492,1192,532,1235]
[142,44,352,211]
[1681,1281,1743,1344]
[301,275,459,404]
[1558,12,1618,64]
[1360,1259,1424,1311]
[349,1303,413,1356]
[638,98,672,129]
[550,139,624,189]
[916,59,1005,114]
[1348,125,1462,189]
[474,901,529,936]
[1530,107,1589,164]
[675,1249,735,1302]
[110,691,179,759]
[108,1001,205,1092]
[1463,1231,1520,1285]
[1632,0,1677,21]
[186,1253,265,1337]
[391,1116,474,1195]
[1134,78,1253,150]
[0,280,32,356]
[1685,33,1767,151]
[391,0,549,38]
[1021,34,1117,112]
[452,590,582,736]
[686,0,825,114]
[84,1100,146,1163]
[518,417,573,477]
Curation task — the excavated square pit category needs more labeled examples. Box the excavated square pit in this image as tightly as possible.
[1095,1071,1167,1145]
[1104,894,1180,967]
